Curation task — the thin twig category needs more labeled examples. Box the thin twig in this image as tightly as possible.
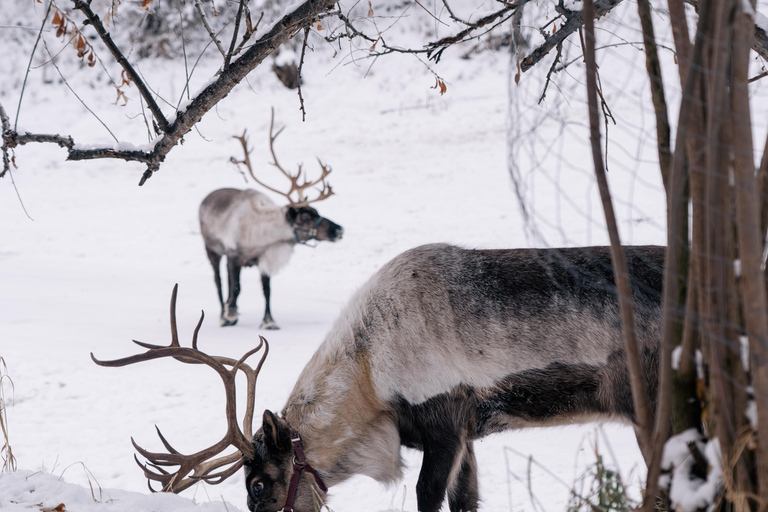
[413,0,449,27]
[6,167,34,221]
[232,11,263,58]
[43,41,119,143]
[297,27,310,121]
[15,0,53,131]
[537,43,562,104]
[179,9,191,102]
[195,0,227,59]
[224,0,246,70]
[749,70,768,83]
[72,0,170,133]
[583,0,653,461]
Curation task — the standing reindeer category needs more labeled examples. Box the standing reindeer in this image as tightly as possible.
[200,112,343,329]
[94,244,664,512]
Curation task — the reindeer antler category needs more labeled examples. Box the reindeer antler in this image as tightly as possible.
[91,284,268,493]
[230,108,334,207]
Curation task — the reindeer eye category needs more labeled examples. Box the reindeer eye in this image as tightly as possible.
[251,481,264,495]
[300,212,312,222]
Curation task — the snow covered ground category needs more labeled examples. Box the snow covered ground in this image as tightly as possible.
[0,0,739,510]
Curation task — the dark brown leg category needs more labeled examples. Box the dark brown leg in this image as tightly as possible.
[260,274,279,330]
[448,441,479,512]
[222,257,241,326]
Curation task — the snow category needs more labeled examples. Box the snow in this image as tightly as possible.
[3,0,768,510]
[660,429,723,512]
[0,470,238,512]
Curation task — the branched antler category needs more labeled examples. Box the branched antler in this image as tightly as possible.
[91,284,269,493]
[230,108,334,207]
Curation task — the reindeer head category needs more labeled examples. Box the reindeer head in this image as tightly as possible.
[232,108,344,246]
[244,411,328,512]
[285,204,343,244]
[91,285,326,511]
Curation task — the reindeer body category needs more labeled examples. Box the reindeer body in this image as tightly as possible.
[246,244,663,512]
[200,188,342,329]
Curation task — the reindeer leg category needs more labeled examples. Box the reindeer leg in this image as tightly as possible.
[416,431,464,512]
[205,248,224,317]
[260,273,279,330]
[448,441,479,512]
[222,257,241,327]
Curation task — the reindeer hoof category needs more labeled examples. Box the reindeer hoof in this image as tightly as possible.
[260,320,280,330]
[220,315,238,327]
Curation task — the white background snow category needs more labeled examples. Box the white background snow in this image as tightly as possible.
[2,0,766,510]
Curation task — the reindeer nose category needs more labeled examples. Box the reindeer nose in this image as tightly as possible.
[334,226,344,241]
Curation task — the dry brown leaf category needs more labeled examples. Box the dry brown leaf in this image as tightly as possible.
[431,77,447,95]
[367,1,374,16]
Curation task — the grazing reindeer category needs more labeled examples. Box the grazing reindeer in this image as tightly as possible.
[94,244,664,512]
[200,113,343,329]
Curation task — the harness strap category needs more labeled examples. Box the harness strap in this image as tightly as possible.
[281,428,327,512]
[293,217,324,245]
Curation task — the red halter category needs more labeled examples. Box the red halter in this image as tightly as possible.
[281,428,328,512]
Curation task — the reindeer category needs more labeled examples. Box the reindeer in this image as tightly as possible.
[200,111,343,329]
[93,244,664,512]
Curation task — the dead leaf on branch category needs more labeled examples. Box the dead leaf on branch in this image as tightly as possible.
[51,8,97,67]
[431,76,447,95]
[114,87,128,106]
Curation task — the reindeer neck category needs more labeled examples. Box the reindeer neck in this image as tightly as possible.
[282,328,403,488]
[240,206,295,248]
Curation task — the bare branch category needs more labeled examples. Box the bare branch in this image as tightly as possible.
[2,0,338,183]
[224,0,247,70]
[583,0,654,463]
[635,0,671,188]
[521,0,622,73]
[72,0,170,133]
[15,0,53,131]
[232,10,263,58]
[195,0,227,59]
[0,102,11,178]
[297,27,310,121]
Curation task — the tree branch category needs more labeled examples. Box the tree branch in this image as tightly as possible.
[521,0,622,73]
[2,0,338,184]
[1,102,11,178]
[224,0,246,70]
[583,0,654,460]
[72,0,170,133]
[195,0,227,59]
[522,0,768,75]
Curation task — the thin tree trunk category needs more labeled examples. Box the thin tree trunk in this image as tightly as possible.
[582,0,654,461]
[731,0,768,500]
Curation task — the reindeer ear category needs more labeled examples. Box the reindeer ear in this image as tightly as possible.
[285,206,298,225]
[262,410,292,454]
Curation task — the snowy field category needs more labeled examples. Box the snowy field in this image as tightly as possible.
[0,0,743,510]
